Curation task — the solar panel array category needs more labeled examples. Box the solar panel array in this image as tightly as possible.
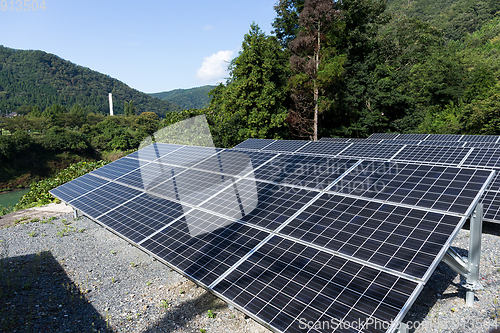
[50,141,493,333]
[366,133,500,145]
[235,138,500,224]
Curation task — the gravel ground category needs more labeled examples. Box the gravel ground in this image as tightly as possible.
[0,212,499,333]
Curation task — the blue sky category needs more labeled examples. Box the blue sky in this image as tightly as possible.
[0,0,278,93]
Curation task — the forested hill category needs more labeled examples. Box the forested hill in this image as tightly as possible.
[386,0,500,40]
[150,85,215,110]
[0,46,181,116]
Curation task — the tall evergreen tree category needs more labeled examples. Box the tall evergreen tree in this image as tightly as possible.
[288,0,344,140]
[208,23,291,147]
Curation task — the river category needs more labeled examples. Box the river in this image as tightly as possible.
[0,188,30,209]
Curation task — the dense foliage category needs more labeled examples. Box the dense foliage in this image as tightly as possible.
[207,0,500,138]
[150,85,215,110]
[14,160,109,210]
[207,24,292,147]
[0,46,181,117]
[0,107,167,189]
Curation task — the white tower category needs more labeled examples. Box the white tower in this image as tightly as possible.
[109,93,114,116]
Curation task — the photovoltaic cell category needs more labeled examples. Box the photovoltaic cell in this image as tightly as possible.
[69,182,143,219]
[481,191,500,222]
[141,213,269,286]
[158,145,222,168]
[280,194,461,278]
[98,193,184,243]
[462,148,500,168]
[113,163,186,191]
[463,142,500,149]
[126,143,183,161]
[419,141,464,147]
[89,157,141,180]
[485,172,500,192]
[461,135,499,143]
[213,235,419,333]
[189,150,278,177]
[367,133,400,140]
[233,138,276,150]
[392,146,469,165]
[377,140,416,146]
[348,138,379,143]
[236,181,318,231]
[250,154,358,190]
[318,137,351,142]
[262,140,310,153]
[295,141,351,156]
[425,134,462,142]
[339,143,403,160]
[334,161,491,215]
[50,174,109,203]
[394,134,429,141]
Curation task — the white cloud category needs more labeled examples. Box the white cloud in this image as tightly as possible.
[203,24,214,31]
[196,50,234,82]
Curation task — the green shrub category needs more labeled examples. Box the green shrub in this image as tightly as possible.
[15,160,109,210]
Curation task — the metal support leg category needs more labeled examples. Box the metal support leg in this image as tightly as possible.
[73,209,79,219]
[464,203,483,307]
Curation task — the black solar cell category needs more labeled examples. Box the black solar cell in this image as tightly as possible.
[392,146,470,166]
[339,143,403,160]
[262,140,310,153]
[213,235,419,333]
[233,138,276,150]
[462,148,500,168]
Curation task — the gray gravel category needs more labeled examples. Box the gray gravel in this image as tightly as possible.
[0,213,499,333]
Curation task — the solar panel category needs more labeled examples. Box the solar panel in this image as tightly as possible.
[377,140,418,146]
[393,134,429,141]
[50,173,109,203]
[418,141,465,147]
[296,141,351,156]
[279,194,462,278]
[482,191,500,223]
[463,142,500,148]
[213,235,420,333]
[367,133,400,140]
[392,145,470,165]
[425,134,463,141]
[233,138,500,225]
[262,140,310,153]
[318,137,351,142]
[339,143,404,160]
[461,148,500,168]
[461,135,499,143]
[127,143,184,160]
[233,138,276,150]
[334,161,490,215]
[250,154,358,190]
[50,141,494,333]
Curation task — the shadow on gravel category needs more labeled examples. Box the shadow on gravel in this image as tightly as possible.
[144,291,228,333]
[402,246,468,332]
[0,251,112,332]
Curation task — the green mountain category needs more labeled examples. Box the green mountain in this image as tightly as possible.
[386,0,500,40]
[0,45,181,116]
[150,85,215,110]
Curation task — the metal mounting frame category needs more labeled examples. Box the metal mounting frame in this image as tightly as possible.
[441,203,483,306]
